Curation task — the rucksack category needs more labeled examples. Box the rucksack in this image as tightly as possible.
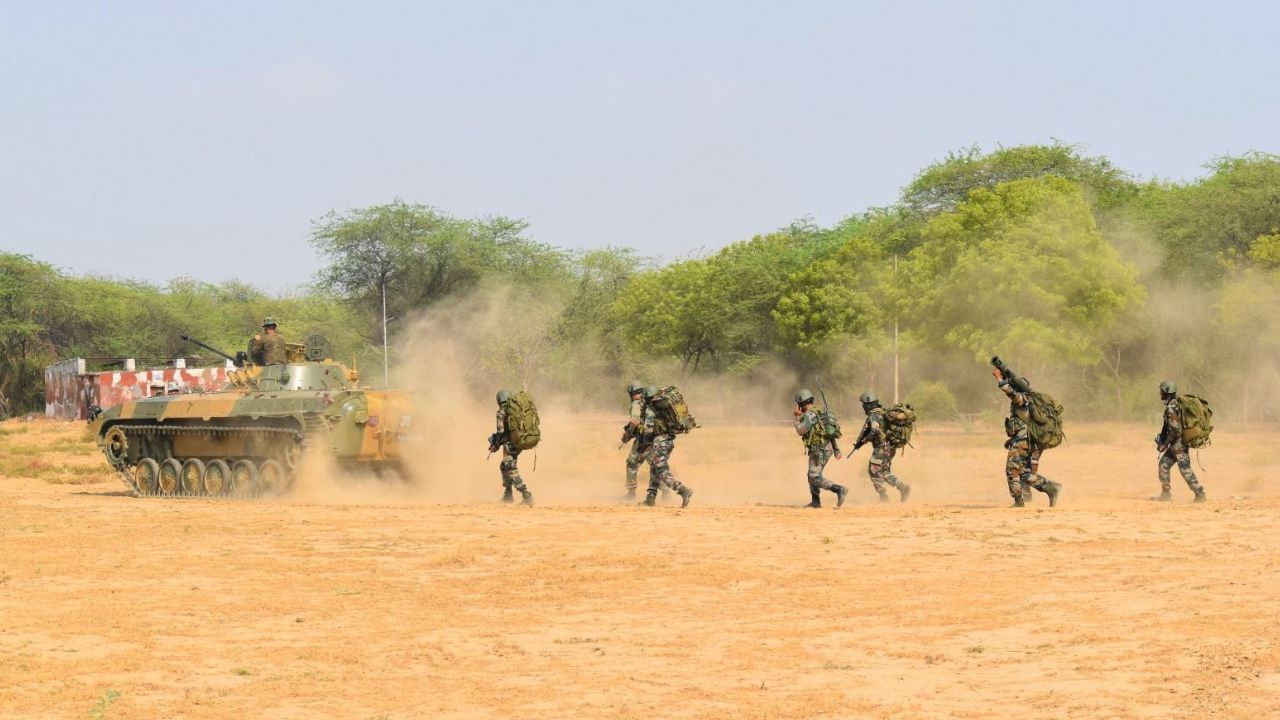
[884,403,917,448]
[1018,391,1065,450]
[1175,395,1213,448]
[502,391,541,450]
[805,409,842,447]
[649,386,697,435]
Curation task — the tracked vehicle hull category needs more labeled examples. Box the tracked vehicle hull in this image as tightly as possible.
[91,352,412,498]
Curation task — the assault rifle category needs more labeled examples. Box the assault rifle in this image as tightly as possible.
[851,423,871,454]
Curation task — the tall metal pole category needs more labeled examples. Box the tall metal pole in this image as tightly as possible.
[893,254,899,404]
[381,275,389,387]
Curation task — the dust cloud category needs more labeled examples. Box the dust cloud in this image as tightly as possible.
[281,266,1280,508]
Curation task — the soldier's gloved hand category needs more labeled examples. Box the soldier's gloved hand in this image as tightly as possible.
[992,367,1003,381]
[792,407,803,418]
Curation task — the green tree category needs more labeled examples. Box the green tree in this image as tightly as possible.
[1136,153,1280,281]
[902,176,1144,373]
[0,254,66,412]
[903,143,1136,217]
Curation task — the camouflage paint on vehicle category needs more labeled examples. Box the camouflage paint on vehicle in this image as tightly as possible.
[89,337,412,498]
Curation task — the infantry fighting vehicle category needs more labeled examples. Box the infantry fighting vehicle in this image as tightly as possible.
[90,334,412,497]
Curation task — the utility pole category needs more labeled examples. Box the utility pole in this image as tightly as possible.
[381,274,389,387]
[893,253,900,404]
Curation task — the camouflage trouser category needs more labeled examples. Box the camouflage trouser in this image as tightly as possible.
[806,445,837,491]
[1005,439,1051,500]
[500,444,529,494]
[868,445,905,495]
[1159,444,1203,493]
[625,439,647,492]
[641,437,687,495]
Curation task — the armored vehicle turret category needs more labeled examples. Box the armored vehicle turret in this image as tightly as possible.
[90,334,412,497]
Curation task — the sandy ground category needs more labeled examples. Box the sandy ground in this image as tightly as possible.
[2,418,1279,719]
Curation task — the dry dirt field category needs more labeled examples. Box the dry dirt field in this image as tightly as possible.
[2,417,1279,719]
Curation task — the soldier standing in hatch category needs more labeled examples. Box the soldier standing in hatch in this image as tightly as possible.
[851,392,910,503]
[1154,380,1206,503]
[249,317,287,366]
[636,386,693,508]
[490,389,534,506]
[620,380,649,500]
[793,389,848,508]
[993,366,1062,507]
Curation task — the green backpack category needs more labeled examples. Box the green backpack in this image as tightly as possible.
[1176,395,1213,448]
[805,409,841,447]
[502,391,541,450]
[1020,391,1065,450]
[884,403,917,448]
[650,386,697,435]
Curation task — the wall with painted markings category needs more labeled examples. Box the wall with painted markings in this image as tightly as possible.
[44,360,231,420]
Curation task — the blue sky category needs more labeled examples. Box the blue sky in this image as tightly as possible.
[1,1,1276,290]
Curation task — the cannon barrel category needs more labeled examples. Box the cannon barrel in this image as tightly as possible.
[181,334,245,368]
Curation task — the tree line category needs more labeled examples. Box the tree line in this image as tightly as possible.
[3,144,1279,422]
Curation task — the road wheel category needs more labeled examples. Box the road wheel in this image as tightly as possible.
[204,459,232,496]
[180,458,205,496]
[231,459,259,497]
[133,458,160,495]
[158,458,181,495]
[282,437,303,471]
[103,426,129,467]
[258,459,286,495]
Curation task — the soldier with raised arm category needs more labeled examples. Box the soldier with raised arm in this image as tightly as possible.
[793,389,848,508]
[249,317,287,366]
[993,365,1062,507]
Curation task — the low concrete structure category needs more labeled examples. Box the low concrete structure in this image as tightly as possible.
[44,358,233,420]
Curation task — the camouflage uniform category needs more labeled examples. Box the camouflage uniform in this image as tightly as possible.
[494,406,532,503]
[249,331,287,366]
[638,404,692,506]
[1158,397,1205,498]
[1000,380,1059,505]
[794,407,847,507]
[623,395,648,494]
[858,408,908,501]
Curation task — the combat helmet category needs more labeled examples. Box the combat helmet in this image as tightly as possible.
[496,389,512,405]
[1159,380,1177,399]
[643,385,658,399]
[626,380,644,396]
[262,316,277,328]
[795,388,815,406]
[859,391,880,408]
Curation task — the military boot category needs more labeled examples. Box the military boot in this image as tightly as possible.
[1043,481,1062,508]
[1020,482,1034,504]
[898,482,911,503]
[1151,490,1172,502]
[1010,495,1026,508]
[1192,488,1206,503]
[806,487,822,508]
[502,487,514,504]
[877,491,890,504]
[677,485,693,508]
[520,490,534,507]
[833,485,848,509]
[624,488,636,500]
[640,491,657,507]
